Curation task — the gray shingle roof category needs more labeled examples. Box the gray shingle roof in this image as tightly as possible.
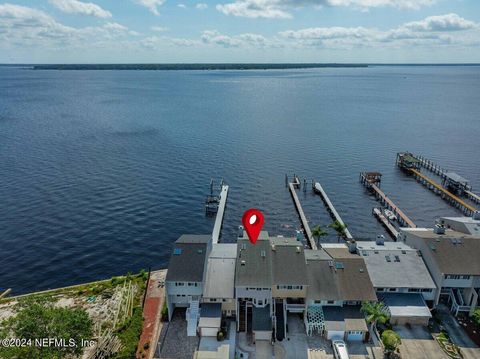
[235,238,273,287]
[165,235,210,282]
[271,239,308,286]
[306,247,377,302]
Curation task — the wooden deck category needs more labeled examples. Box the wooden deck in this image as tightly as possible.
[288,182,317,250]
[212,185,229,244]
[410,169,476,216]
[313,182,353,240]
[360,172,416,228]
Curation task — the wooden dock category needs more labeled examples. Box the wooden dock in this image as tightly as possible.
[409,169,476,216]
[372,207,399,240]
[313,182,353,240]
[288,182,317,250]
[360,172,416,228]
[212,185,229,244]
[466,190,480,205]
[411,153,480,207]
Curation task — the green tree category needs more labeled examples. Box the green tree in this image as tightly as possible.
[381,329,401,357]
[0,297,92,359]
[311,224,328,246]
[329,220,348,241]
[361,301,390,331]
[473,308,480,328]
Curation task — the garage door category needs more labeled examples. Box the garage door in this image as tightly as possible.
[346,330,363,341]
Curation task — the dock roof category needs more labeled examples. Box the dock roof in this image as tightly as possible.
[358,241,436,289]
[444,172,469,185]
[166,235,210,283]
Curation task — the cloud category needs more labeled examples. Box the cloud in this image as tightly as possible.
[196,3,208,10]
[202,30,270,47]
[0,4,134,47]
[49,0,112,18]
[278,13,478,48]
[178,4,187,8]
[151,25,169,32]
[216,0,437,19]
[402,13,477,32]
[135,0,166,15]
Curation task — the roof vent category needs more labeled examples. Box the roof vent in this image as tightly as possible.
[238,225,244,238]
[271,244,276,251]
[359,268,364,273]
[328,260,334,267]
[261,250,266,258]
[241,260,246,266]
[434,224,445,235]
[376,235,385,245]
[296,246,301,253]
[429,244,436,252]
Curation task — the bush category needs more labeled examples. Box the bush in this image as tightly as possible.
[112,307,144,359]
[0,298,92,359]
[381,329,401,356]
[217,331,224,341]
[473,308,480,328]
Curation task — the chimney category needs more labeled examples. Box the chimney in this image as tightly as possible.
[238,225,244,238]
[376,235,385,246]
[433,224,445,235]
[473,211,480,221]
[347,240,357,253]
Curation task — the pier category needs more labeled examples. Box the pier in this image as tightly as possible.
[409,169,476,216]
[287,178,317,250]
[372,207,399,240]
[400,152,480,206]
[211,185,229,244]
[360,172,416,228]
[312,182,353,240]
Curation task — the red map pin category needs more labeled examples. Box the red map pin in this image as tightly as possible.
[242,208,264,245]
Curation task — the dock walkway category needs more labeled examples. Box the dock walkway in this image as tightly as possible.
[360,172,416,228]
[372,207,399,240]
[409,169,476,216]
[212,185,229,244]
[313,182,353,240]
[288,182,317,250]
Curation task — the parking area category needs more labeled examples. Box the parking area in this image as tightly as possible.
[395,325,449,359]
[156,309,199,359]
[275,315,382,359]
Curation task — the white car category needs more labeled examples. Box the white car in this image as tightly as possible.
[332,340,350,359]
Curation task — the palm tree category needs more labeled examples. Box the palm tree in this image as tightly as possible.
[361,301,390,332]
[329,220,348,241]
[311,225,328,246]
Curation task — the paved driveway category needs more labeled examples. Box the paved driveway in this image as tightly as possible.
[395,325,449,359]
[436,306,480,359]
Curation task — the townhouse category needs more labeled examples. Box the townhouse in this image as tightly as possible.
[400,213,480,316]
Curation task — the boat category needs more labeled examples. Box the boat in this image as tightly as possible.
[384,209,397,221]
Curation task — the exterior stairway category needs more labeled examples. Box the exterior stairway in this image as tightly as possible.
[186,300,200,337]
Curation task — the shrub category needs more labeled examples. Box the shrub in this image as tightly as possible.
[473,308,480,328]
[381,329,401,357]
[217,331,224,341]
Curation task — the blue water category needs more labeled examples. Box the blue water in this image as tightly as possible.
[1,66,479,295]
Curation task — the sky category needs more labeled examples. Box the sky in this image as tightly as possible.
[0,0,480,63]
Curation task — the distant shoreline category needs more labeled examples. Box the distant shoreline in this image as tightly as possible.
[0,63,479,71]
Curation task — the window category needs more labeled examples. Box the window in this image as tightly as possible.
[408,288,420,292]
[421,288,432,292]
[327,300,335,304]
[461,275,470,280]
[175,282,185,286]
[388,288,397,292]
[377,288,385,292]
[188,282,194,286]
